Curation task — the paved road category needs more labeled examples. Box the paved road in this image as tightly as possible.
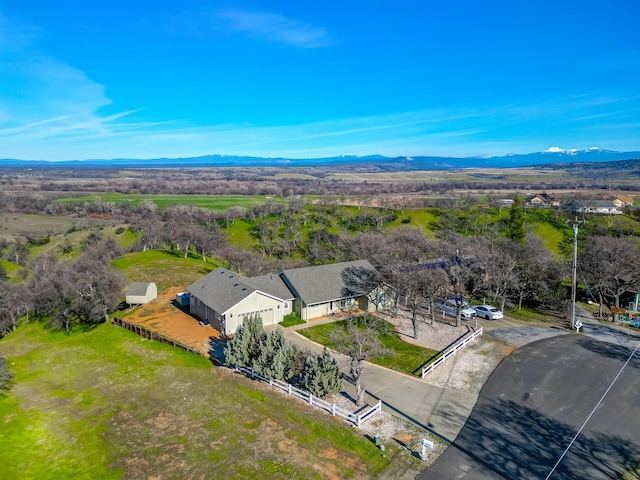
[274,324,479,442]
[420,333,640,479]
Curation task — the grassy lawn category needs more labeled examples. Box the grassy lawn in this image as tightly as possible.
[54,194,288,211]
[28,224,137,261]
[505,306,553,323]
[112,249,220,290]
[1,259,23,280]
[224,218,257,248]
[528,221,564,256]
[0,322,397,479]
[298,319,440,376]
[388,208,440,233]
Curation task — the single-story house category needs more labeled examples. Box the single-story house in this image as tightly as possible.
[280,260,379,322]
[524,194,550,208]
[524,193,560,208]
[610,195,634,208]
[186,260,382,335]
[186,268,295,335]
[126,282,158,305]
[563,200,622,215]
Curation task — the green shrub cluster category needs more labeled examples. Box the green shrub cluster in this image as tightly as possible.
[0,354,13,394]
[225,316,341,397]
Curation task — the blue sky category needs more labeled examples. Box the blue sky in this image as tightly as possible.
[1,1,640,161]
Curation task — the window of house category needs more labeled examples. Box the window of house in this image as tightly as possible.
[339,299,352,309]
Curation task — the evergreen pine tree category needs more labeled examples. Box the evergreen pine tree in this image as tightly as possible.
[301,348,342,397]
[255,328,296,380]
[507,197,526,244]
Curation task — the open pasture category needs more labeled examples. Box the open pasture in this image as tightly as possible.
[54,194,288,211]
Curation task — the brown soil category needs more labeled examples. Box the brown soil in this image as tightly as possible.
[124,286,219,355]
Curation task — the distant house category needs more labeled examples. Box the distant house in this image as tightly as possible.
[185,260,383,335]
[524,194,549,208]
[126,282,158,305]
[564,200,622,215]
[610,195,634,208]
[524,193,559,208]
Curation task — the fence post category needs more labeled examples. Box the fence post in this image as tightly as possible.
[251,367,255,379]
[309,393,313,405]
[331,404,336,416]
[288,384,292,395]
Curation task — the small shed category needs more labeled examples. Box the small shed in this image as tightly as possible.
[126,282,158,305]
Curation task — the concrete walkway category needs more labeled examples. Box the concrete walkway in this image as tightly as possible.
[268,320,479,442]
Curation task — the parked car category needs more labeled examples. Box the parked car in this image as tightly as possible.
[435,299,477,320]
[473,305,504,320]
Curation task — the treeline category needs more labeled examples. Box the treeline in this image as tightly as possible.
[0,238,125,337]
[4,165,640,197]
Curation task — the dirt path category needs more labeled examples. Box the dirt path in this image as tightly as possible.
[123,286,219,355]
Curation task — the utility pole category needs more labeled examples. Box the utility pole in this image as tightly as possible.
[570,217,581,329]
[565,212,585,330]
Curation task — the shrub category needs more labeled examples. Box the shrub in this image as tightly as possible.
[224,315,265,368]
[280,312,304,327]
[0,355,13,394]
[301,348,342,397]
[255,328,297,381]
[115,227,126,235]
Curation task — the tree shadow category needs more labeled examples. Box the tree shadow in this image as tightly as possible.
[575,335,638,363]
[422,335,640,479]
[437,398,640,480]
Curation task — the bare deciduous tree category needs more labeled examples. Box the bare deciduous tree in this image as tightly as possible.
[579,235,640,318]
[329,317,392,406]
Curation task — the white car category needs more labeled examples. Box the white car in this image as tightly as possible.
[473,305,503,320]
[435,299,477,320]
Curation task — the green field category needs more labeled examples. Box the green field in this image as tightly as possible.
[298,319,440,376]
[27,224,137,261]
[528,221,565,256]
[0,322,398,479]
[54,194,288,211]
[112,249,220,290]
[1,259,22,280]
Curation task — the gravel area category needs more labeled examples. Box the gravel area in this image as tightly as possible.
[326,393,448,477]
[382,308,513,393]
[382,310,472,351]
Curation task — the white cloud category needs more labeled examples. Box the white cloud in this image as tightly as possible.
[0,13,113,131]
[215,9,333,48]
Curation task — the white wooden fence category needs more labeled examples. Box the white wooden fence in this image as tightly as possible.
[234,365,382,428]
[421,326,483,378]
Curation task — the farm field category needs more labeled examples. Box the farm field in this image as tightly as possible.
[0,322,404,479]
[54,193,288,210]
[0,212,114,242]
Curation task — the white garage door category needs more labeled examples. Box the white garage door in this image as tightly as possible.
[238,308,275,326]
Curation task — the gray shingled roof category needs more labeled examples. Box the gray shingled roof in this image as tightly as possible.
[280,260,375,305]
[126,282,154,296]
[243,274,295,301]
[186,267,292,314]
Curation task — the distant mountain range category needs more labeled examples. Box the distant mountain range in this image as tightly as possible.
[1,148,639,170]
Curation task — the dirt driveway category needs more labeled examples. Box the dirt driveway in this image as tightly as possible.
[123,286,219,356]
